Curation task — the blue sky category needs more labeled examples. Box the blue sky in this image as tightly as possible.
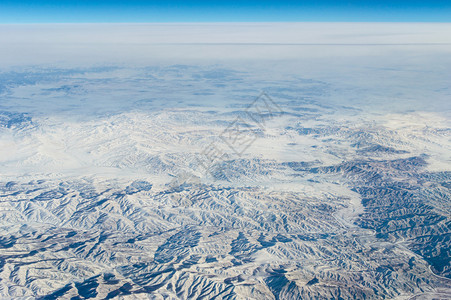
[0,0,450,23]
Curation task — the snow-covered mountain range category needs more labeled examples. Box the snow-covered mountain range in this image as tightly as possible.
[0,24,450,299]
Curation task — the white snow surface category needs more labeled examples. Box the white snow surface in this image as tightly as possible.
[0,23,450,299]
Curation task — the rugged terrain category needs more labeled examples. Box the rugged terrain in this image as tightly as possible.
[0,23,450,299]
